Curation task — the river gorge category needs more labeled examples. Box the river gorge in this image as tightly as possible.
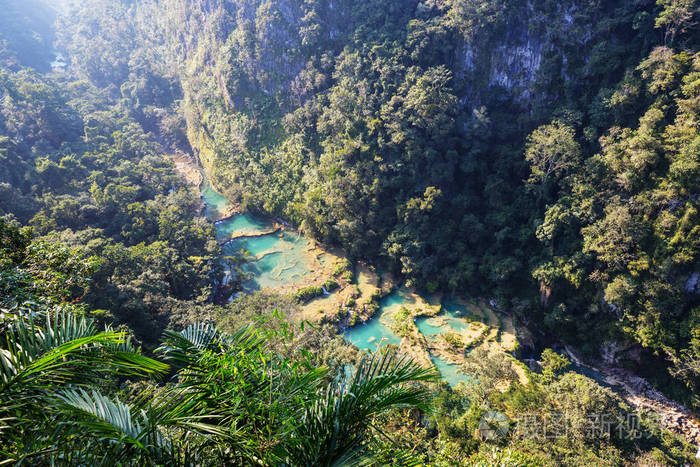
[193,159,519,387]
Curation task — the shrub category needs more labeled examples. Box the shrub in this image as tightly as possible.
[443,332,464,348]
[333,259,352,277]
[342,270,355,284]
[294,285,323,303]
[391,307,414,337]
[336,307,348,320]
[324,278,339,292]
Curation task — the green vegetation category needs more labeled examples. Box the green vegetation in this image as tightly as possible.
[391,306,415,338]
[0,0,57,71]
[0,0,698,464]
[293,284,324,303]
[333,258,353,278]
[432,349,696,465]
[0,306,437,464]
[1,217,438,463]
[0,30,226,344]
[116,0,697,406]
[442,331,464,349]
[323,277,340,292]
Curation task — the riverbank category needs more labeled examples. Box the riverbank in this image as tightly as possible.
[178,152,685,418]
[565,346,700,447]
[170,152,202,188]
[179,156,500,385]
[343,285,527,387]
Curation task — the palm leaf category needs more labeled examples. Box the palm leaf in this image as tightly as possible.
[284,349,438,465]
[0,314,166,395]
[50,387,238,465]
[0,309,168,464]
[53,388,151,449]
[0,330,125,390]
[157,322,262,368]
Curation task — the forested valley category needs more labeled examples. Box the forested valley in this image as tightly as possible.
[0,0,699,464]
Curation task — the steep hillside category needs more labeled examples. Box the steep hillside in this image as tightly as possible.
[45,0,700,402]
[0,0,698,464]
[139,0,698,400]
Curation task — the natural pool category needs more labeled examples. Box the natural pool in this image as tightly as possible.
[201,172,317,291]
[216,214,270,242]
[430,354,472,387]
[344,290,474,387]
[201,177,233,221]
[224,232,315,290]
[344,295,403,351]
[415,298,471,336]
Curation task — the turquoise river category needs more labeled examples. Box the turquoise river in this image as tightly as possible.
[201,173,471,386]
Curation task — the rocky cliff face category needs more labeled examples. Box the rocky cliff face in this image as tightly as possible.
[172,0,656,173]
[173,0,650,115]
[455,14,549,105]
[452,0,651,110]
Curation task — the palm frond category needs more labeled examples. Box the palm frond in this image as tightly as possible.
[1,333,166,396]
[1,330,123,390]
[157,322,262,368]
[0,311,167,396]
[284,349,438,466]
[50,387,243,464]
[52,388,152,450]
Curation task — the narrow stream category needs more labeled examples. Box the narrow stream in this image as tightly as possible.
[201,177,232,221]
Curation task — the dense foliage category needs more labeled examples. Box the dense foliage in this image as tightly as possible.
[0,219,439,464]
[429,349,696,465]
[0,62,220,343]
[0,307,437,464]
[97,0,696,400]
[0,0,58,71]
[0,0,699,464]
[0,220,695,463]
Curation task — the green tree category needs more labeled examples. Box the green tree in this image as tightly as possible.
[524,121,581,201]
[655,0,698,46]
[539,348,571,382]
